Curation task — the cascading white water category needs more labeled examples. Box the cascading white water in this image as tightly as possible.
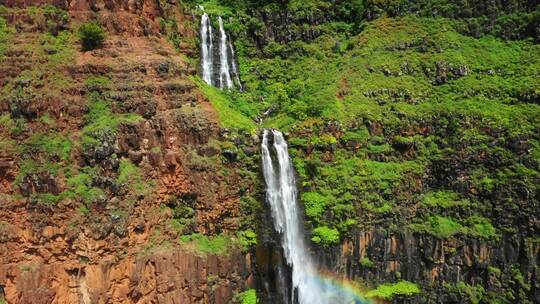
[261,130,324,304]
[199,13,240,90]
[200,13,214,85]
[228,40,242,90]
[218,17,233,89]
[261,130,371,304]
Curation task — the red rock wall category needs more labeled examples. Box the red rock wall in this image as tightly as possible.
[0,1,257,303]
[0,249,253,304]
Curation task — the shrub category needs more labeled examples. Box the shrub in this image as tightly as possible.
[421,191,467,208]
[367,280,421,300]
[234,289,258,304]
[466,216,498,239]
[238,229,257,250]
[78,22,106,51]
[311,225,340,247]
[410,216,463,239]
[0,17,15,56]
[240,289,258,304]
[301,191,328,220]
[360,257,375,268]
[446,282,486,304]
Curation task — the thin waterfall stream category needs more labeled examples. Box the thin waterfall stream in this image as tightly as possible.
[200,12,213,85]
[261,130,370,304]
[218,16,233,89]
[199,11,240,90]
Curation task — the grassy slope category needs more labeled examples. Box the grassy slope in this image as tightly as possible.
[236,16,539,132]
[195,11,540,242]
[199,12,539,301]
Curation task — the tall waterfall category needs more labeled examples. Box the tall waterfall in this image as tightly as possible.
[218,17,233,89]
[199,13,240,90]
[228,40,242,91]
[261,130,370,304]
[200,13,213,85]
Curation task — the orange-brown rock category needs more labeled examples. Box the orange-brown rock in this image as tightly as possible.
[0,1,256,303]
[0,249,252,304]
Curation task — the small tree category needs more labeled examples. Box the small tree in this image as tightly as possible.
[78,22,105,51]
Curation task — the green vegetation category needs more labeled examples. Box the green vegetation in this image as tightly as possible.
[193,78,256,132]
[190,3,538,257]
[26,132,72,161]
[81,82,142,149]
[367,280,421,300]
[0,16,14,57]
[444,282,486,304]
[410,216,463,238]
[179,233,232,255]
[238,229,257,250]
[78,22,106,51]
[117,159,141,185]
[421,191,468,208]
[64,169,105,204]
[411,215,499,239]
[301,191,329,220]
[360,257,375,268]
[27,4,68,34]
[311,225,340,247]
[235,289,258,304]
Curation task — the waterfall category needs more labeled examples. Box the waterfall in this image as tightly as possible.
[261,130,370,304]
[200,13,213,85]
[218,17,233,89]
[199,13,240,90]
[261,130,323,304]
[228,40,242,90]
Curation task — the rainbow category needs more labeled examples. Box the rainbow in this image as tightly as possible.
[303,269,378,304]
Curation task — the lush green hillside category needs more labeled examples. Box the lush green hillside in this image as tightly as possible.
[189,0,539,302]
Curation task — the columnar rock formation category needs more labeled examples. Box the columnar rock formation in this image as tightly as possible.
[0,1,255,303]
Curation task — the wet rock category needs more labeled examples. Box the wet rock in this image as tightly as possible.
[222,149,238,162]
[316,230,539,303]
[251,134,261,145]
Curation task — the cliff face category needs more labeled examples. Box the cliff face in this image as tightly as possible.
[186,1,539,303]
[321,231,539,303]
[1,1,539,303]
[0,1,258,303]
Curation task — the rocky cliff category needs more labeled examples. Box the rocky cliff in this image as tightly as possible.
[0,1,260,303]
[1,0,539,303]
[182,1,539,303]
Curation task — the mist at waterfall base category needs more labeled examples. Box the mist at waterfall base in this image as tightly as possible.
[199,12,241,90]
[262,130,372,304]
